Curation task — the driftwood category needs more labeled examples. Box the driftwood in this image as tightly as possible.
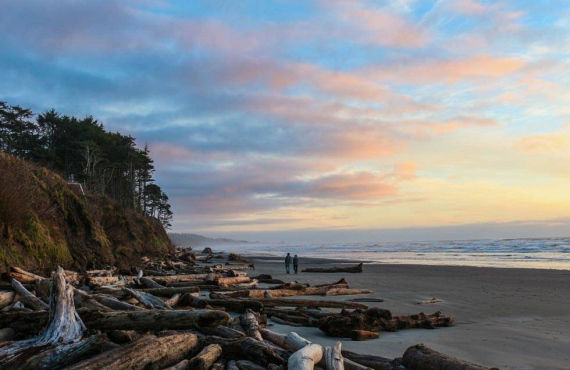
[0,267,86,367]
[324,342,344,370]
[341,350,394,370]
[11,279,48,311]
[139,277,164,289]
[0,291,15,309]
[19,334,107,370]
[65,333,199,370]
[7,266,45,283]
[139,286,199,297]
[319,308,453,338]
[198,326,246,339]
[224,287,370,299]
[201,336,287,367]
[0,248,471,370]
[79,308,230,331]
[402,344,493,370]
[188,344,222,370]
[350,330,379,341]
[288,343,323,369]
[302,263,363,273]
[240,309,264,341]
[124,288,170,309]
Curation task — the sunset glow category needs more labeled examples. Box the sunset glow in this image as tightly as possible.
[1,0,569,240]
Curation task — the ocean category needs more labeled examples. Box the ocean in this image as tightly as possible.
[217,237,570,270]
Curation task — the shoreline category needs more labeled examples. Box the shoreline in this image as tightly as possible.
[247,254,570,272]
[249,255,570,369]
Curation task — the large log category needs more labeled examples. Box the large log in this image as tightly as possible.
[401,344,494,370]
[198,325,246,339]
[139,277,164,289]
[260,329,311,352]
[79,308,230,331]
[319,308,453,338]
[64,333,199,370]
[187,344,222,370]
[288,343,323,370]
[302,263,363,273]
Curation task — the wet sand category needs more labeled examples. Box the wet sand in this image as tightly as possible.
[250,257,570,370]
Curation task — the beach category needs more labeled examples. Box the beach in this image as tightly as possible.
[251,257,570,370]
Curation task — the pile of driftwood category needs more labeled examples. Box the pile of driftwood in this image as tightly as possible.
[0,248,496,370]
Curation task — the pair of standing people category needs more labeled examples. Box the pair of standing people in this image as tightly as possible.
[285,252,298,274]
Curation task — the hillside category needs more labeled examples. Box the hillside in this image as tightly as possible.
[169,233,249,248]
[0,151,173,273]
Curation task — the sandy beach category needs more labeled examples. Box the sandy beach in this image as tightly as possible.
[250,257,570,370]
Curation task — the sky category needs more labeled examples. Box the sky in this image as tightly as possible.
[1,0,569,242]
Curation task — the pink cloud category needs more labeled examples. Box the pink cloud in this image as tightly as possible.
[393,161,418,180]
[309,172,398,200]
[364,55,525,84]
[445,0,496,15]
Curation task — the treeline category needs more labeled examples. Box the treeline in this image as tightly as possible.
[0,101,172,228]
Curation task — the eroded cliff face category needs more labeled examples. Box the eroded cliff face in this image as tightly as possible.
[0,151,173,273]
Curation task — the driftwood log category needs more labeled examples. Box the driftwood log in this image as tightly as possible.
[65,333,199,370]
[187,343,222,370]
[319,308,453,338]
[302,263,363,273]
[402,344,494,370]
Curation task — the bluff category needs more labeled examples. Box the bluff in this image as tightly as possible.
[0,151,173,273]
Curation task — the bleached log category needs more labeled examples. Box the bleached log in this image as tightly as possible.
[0,291,15,309]
[65,333,199,370]
[288,343,324,370]
[125,288,170,309]
[226,287,370,299]
[187,343,222,370]
[260,329,311,352]
[11,279,48,311]
[240,309,264,341]
[0,266,85,366]
[325,289,371,296]
[402,344,492,370]
[73,289,113,311]
[324,342,344,370]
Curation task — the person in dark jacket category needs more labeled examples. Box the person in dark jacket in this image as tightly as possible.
[285,253,291,274]
[293,254,299,274]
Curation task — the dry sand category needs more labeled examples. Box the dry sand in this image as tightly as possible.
[251,257,570,370]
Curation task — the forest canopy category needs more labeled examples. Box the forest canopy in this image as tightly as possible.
[0,101,172,228]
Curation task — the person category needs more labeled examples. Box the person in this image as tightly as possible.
[285,252,291,274]
[293,254,299,274]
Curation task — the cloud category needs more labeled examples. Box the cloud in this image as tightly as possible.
[363,55,525,84]
[514,125,570,153]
